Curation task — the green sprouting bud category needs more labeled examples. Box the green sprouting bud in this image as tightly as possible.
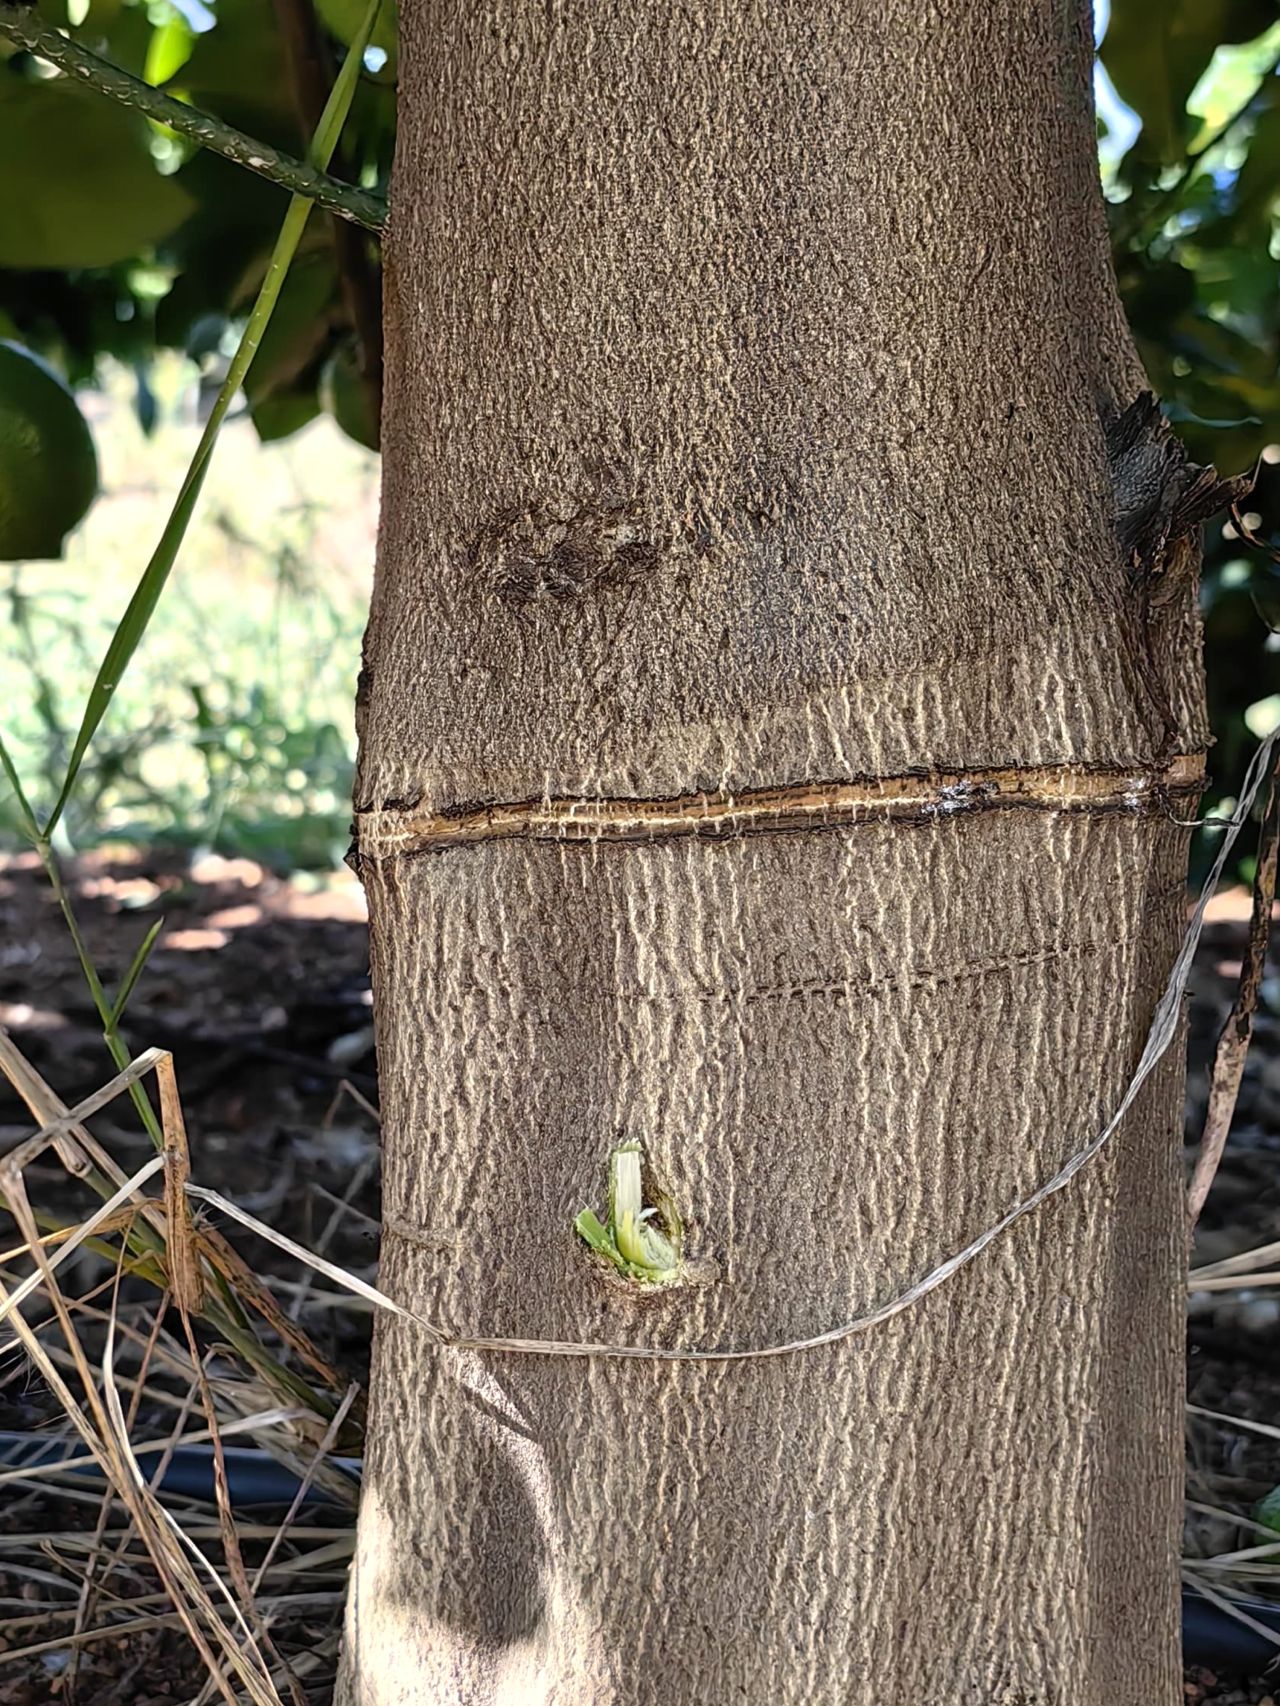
[574,1142,681,1285]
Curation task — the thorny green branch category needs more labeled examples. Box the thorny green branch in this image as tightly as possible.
[0,3,387,232]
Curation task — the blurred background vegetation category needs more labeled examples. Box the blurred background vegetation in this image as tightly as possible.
[1099,0,1280,837]
[2,0,1280,869]
[2,371,376,867]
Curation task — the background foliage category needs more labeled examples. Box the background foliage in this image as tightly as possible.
[0,0,391,444]
[0,364,376,866]
[1099,0,1280,820]
[3,0,1280,862]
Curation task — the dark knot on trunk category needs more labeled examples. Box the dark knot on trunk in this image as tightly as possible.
[1106,392,1252,605]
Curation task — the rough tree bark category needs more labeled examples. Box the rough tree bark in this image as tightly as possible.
[339,3,1225,1700]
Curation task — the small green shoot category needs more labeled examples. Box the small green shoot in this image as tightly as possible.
[575,1143,682,1285]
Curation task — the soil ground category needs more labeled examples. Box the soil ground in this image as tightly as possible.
[0,847,1276,1701]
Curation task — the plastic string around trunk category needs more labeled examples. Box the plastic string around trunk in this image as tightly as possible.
[177,728,1280,1364]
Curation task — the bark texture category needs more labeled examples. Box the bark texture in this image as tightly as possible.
[341,3,1204,1701]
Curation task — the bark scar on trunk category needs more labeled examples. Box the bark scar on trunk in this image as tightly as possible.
[351,753,1205,861]
[471,499,661,604]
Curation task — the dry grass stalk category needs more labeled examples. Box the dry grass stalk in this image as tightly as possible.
[1188,748,1280,1230]
[159,1053,203,1317]
[1,1195,256,1702]
[67,1274,170,1696]
[0,1032,367,1703]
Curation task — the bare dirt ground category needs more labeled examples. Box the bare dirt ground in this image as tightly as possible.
[0,848,1277,1701]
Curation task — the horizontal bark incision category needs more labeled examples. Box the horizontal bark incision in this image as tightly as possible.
[355,754,1204,860]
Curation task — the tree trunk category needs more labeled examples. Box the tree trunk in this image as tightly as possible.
[340,3,1203,1700]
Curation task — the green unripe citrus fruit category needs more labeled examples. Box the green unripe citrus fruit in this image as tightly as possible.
[0,341,99,561]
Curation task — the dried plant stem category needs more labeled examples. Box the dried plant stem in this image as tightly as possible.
[1187,744,1280,1232]
[70,1289,172,1683]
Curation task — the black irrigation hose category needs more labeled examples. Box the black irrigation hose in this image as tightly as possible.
[1182,1585,1280,1674]
[0,1432,1275,1674]
[0,1429,359,1507]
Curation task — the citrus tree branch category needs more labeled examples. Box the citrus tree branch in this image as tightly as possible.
[0,3,386,232]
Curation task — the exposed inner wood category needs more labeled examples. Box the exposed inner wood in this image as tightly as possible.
[354,752,1205,858]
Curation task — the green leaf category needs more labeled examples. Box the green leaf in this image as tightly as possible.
[66,0,128,35]
[78,2,155,78]
[154,150,285,351]
[1103,0,1276,166]
[45,0,384,834]
[0,340,98,560]
[320,339,379,449]
[0,76,193,269]
[573,1209,615,1261]
[241,251,338,402]
[252,389,322,442]
[574,1143,682,1285]
[178,0,296,141]
[1255,1484,1280,1535]
[1235,85,1280,227]
[110,916,164,1021]
[0,724,38,839]
[144,8,195,88]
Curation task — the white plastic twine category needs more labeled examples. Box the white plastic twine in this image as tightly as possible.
[190,731,1279,1364]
